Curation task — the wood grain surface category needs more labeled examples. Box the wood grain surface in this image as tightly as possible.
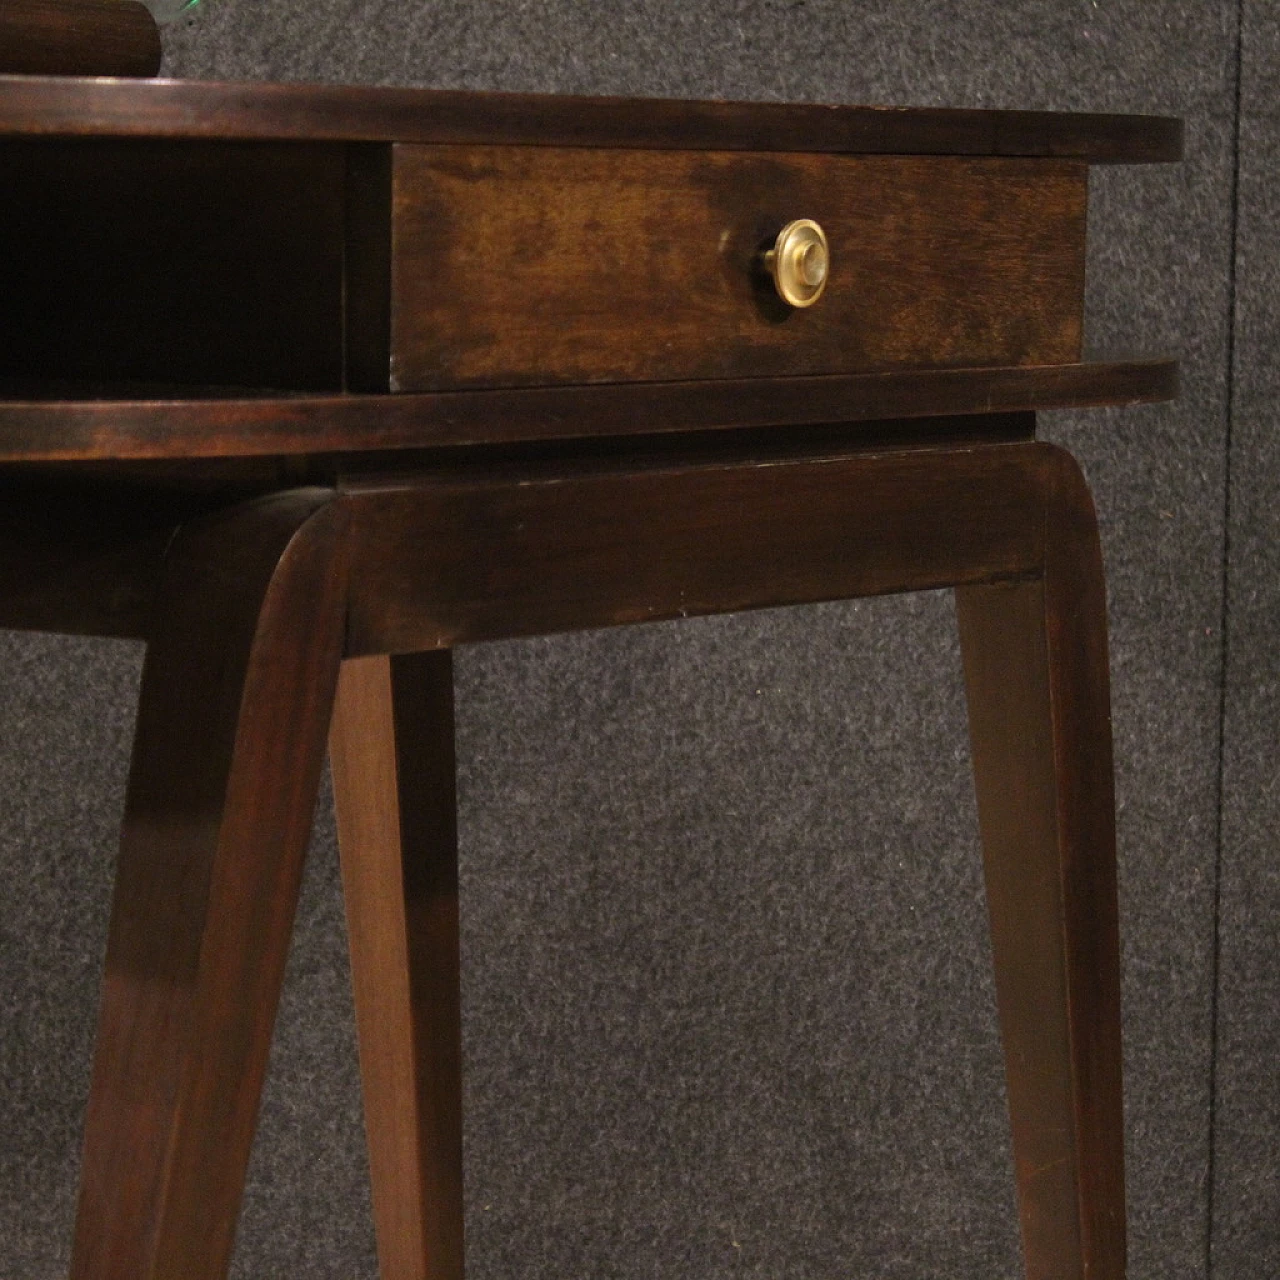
[338,441,1054,656]
[0,0,160,78]
[42,437,1127,1280]
[379,148,1086,391]
[0,359,1176,460]
[0,77,1181,161]
[0,71,1163,1280]
[0,414,1029,641]
[329,438,1125,1280]
[958,450,1124,1279]
[71,491,349,1280]
[331,652,464,1280]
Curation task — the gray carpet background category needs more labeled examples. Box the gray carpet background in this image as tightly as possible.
[1211,2,1280,1277]
[0,2,1268,1277]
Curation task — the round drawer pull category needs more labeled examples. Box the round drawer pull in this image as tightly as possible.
[763,219,830,308]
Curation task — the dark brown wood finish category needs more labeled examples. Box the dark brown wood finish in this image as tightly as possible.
[29,433,1133,1280]
[382,148,1085,391]
[337,440,1048,654]
[345,143,395,394]
[0,359,1175,459]
[958,452,1123,1279]
[330,652,465,1280]
[0,74,1178,1280]
[0,414,1031,641]
[71,490,349,1280]
[0,479,182,636]
[0,0,160,79]
[315,438,1120,1280]
[0,76,1181,161]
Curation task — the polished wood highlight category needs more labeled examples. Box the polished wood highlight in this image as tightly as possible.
[0,359,1175,460]
[71,492,349,1280]
[331,652,465,1280]
[958,454,1123,1280]
[0,74,1176,1280]
[0,0,160,79]
[381,148,1085,391]
[0,77,1181,160]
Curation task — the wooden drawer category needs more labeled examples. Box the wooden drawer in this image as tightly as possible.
[351,145,1087,393]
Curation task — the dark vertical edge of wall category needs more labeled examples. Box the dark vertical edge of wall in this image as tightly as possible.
[1210,1,1280,1276]
[1204,0,1247,1272]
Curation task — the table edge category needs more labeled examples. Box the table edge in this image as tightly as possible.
[0,359,1179,462]
[0,77,1183,162]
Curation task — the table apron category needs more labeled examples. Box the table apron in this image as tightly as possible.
[340,440,1062,657]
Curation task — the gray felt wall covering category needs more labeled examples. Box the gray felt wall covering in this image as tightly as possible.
[0,2,1268,1278]
[1211,2,1280,1277]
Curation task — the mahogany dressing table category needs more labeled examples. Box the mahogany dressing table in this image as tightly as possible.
[0,23,1180,1280]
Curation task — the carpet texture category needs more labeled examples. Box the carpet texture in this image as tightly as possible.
[0,3,1249,1278]
[1211,3,1280,1276]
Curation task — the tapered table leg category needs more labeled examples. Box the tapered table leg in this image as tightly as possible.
[329,651,465,1280]
[957,452,1124,1280]
[71,491,349,1280]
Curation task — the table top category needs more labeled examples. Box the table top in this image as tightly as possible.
[0,363,1176,462]
[0,75,1182,160]
[0,77,1180,465]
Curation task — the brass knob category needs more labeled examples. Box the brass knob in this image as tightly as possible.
[763,219,830,308]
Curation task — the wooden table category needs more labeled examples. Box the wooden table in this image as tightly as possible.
[0,74,1179,1280]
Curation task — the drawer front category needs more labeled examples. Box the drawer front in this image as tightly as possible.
[378,145,1086,393]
